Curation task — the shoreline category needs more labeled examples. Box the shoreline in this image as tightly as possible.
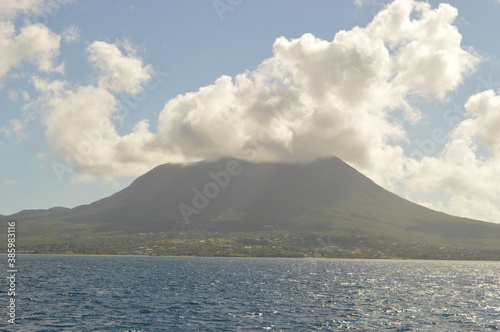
[2,253,500,262]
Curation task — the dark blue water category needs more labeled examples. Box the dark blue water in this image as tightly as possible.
[2,255,499,331]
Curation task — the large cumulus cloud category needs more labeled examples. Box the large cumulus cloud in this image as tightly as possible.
[35,0,478,180]
[154,0,478,185]
[405,90,500,223]
[25,0,500,223]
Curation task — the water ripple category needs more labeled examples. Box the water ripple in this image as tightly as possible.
[3,255,500,331]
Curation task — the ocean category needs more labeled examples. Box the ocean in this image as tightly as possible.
[2,255,500,331]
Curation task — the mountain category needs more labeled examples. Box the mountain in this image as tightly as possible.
[3,157,500,258]
[7,207,70,220]
[69,156,378,231]
[67,157,500,233]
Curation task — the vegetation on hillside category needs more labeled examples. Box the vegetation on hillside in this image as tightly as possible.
[3,219,499,260]
[2,158,500,261]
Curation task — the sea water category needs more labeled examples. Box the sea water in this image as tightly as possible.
[2,255,500,331]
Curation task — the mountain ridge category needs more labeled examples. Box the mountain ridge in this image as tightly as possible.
[4,157,498,233]
[3,156,500,259]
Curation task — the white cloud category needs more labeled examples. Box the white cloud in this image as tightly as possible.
[447,195,500,223]
[31,0,500,223]
[0,0,75,22]
[8,90,18,102]
[0,0,74,85]
[39,83,176,177]
[153,0,478,186]
[61,25,79,43]
[400,89,500,223]
[31,43,173,177]
[87,41,152,94]
[36,1,478,178]
[458,90,500,155]
[405,90,500,196]
[21,90,30,101]
[367,1,478,99]
[3,180,23,186]
[0,118,28,140]
[8,90,30,102]
[0,21,63,83]
[0,0,46,20]
[421,195,500,224]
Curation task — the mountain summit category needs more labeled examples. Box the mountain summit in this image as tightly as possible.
[27,157,500,234]
[4,157,500,258]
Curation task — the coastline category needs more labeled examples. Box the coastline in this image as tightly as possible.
[3,253,500,262]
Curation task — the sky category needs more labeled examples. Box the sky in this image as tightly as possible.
[1,0,500,224]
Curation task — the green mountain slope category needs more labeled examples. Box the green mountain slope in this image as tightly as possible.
[2,157,500,259]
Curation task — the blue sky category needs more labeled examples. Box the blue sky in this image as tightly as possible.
[1,0,500,224]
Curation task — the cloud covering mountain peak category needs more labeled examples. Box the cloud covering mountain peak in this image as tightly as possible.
[6,0,500,223]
